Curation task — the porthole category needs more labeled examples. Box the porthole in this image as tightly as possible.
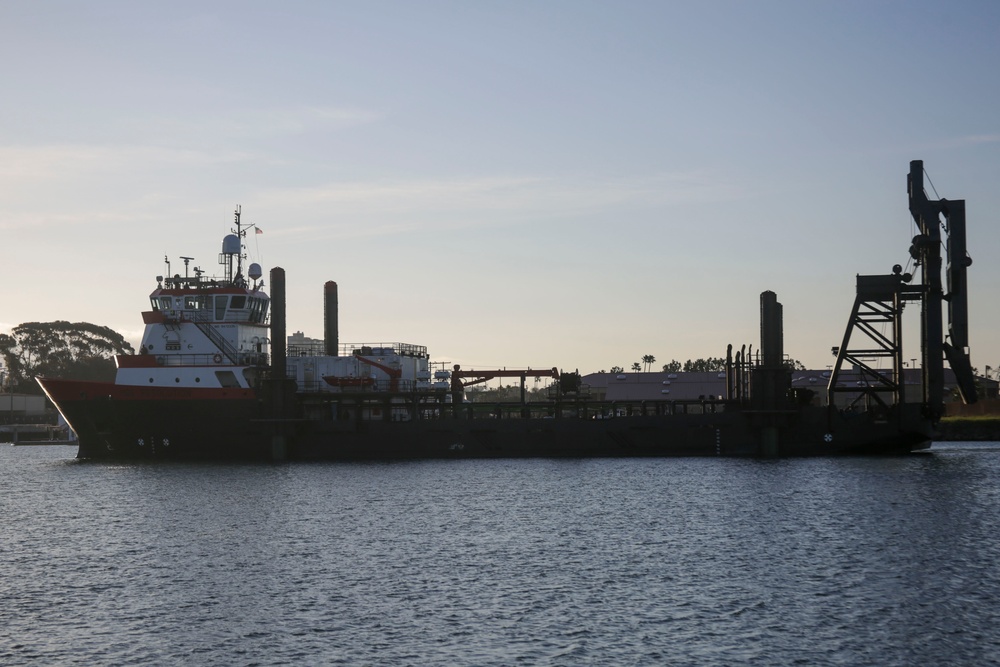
[148,378,154,383]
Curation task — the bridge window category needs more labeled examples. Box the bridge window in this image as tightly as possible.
[249,297,262,323]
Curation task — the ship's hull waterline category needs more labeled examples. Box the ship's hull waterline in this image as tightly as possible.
[38,378,931,461]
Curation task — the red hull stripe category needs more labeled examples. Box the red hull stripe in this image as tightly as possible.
[38,378,256,401]
[117,355,164,368]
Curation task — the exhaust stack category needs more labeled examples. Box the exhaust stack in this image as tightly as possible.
[324,281,339,356]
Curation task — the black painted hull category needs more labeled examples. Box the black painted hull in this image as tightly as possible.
[38,379,932,461]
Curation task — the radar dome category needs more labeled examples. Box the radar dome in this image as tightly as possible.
[222,234,241,255]
[248,263,263,280]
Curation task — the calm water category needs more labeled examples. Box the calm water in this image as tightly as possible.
[2,443,1000,666]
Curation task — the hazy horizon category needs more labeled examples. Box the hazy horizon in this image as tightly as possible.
[3,1,999,377]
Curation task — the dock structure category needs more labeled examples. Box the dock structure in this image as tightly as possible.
[1,423,76,445]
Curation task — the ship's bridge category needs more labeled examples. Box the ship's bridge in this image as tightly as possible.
[149,287,270,325]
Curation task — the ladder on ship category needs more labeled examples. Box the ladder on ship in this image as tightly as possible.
[190,312,241,364]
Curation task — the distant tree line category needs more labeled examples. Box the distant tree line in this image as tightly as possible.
[0,321,134,394]
[465,384,550,403]
[602,355,806,374]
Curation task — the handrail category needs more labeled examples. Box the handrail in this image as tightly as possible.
[187,311,241,363]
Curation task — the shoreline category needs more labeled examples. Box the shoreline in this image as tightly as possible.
[935,417,1000,442]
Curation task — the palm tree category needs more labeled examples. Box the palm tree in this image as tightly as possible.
[662,360,681,373]
[642,354,656,372]
[631,362,642,373]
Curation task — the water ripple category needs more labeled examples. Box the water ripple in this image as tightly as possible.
[2,446,1000,665]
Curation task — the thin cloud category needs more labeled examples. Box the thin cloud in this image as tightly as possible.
[0,144,252,180]
[126,105,384,143]
[0,143,257,230]
[246,170,743,241]
[956,134,1000,146]
[911,134,1000,152]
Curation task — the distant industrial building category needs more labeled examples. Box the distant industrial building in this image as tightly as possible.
[581,368,994,409]
[0,393,49,421]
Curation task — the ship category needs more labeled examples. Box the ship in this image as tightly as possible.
[37,161,979,460]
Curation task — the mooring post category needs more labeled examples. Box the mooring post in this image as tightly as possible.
[270,266,289,462]
[758,291,785,457]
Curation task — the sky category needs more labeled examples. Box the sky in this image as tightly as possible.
[2,0,999,377]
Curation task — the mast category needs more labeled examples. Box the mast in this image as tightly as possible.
[907,160,977,410]
[232,205,246,286]
[221,205,250,287]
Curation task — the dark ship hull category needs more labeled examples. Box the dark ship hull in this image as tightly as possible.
[38,378,932,461]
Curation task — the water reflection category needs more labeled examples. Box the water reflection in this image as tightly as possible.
[2,446,999,665]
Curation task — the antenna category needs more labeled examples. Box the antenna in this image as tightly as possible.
[180,256,194,279]
[231,205,247,286]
